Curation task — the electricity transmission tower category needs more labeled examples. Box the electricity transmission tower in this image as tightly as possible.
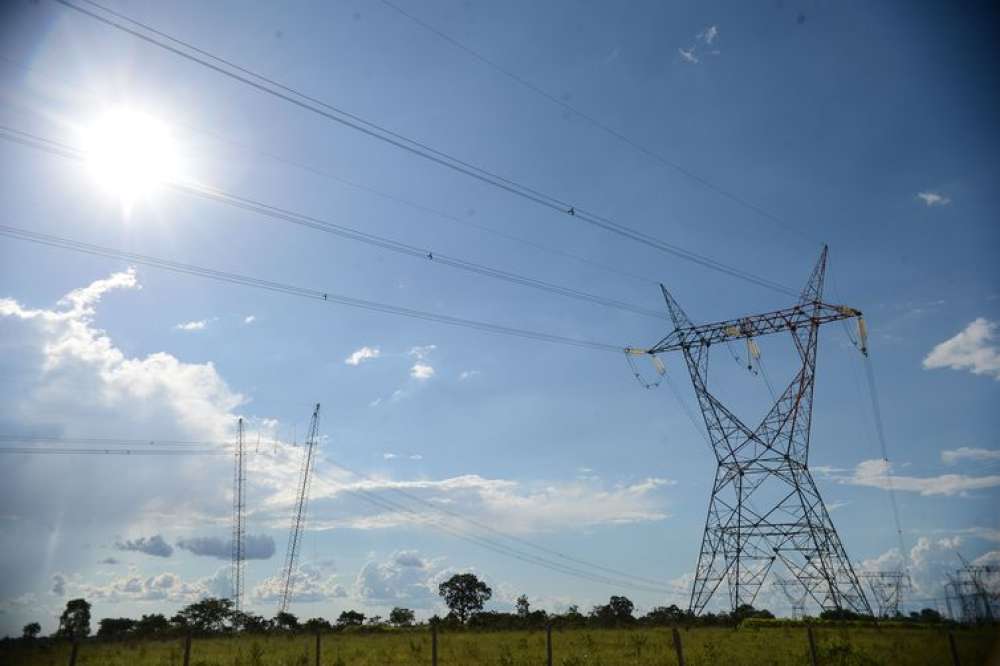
[637,246,872,616]
[945,558,998,623]
[860,571,908,618]
[775,576,809,619]
[231,417,246,611]
[278,403,321,614]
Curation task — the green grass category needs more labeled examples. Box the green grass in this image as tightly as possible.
[3,625,997,666]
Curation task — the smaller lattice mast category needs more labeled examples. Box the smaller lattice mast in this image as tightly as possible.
[231,418,246,610]
[278,403,321,614]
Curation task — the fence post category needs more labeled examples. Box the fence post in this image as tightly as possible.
[182,633,192,666]
[671,626,685,666]
[67,641,79,666]
[315,632,321,666]
[431,624,438,666]
[947,631,961,666]
[807,625,818,666]
[546,623,553,666]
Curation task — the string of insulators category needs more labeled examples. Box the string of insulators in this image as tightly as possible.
[624,347,665,389]
[746,338,761,372]
[857,316,868,356]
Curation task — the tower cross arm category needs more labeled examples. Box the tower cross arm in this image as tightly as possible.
[647,302,862,354]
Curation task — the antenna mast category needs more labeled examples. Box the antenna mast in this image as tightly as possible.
[278,403,321,614]
[231,418,246,611]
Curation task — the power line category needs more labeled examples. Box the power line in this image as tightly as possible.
[0,224,624,353]
[330,475,683,596]
[0,432,684,596]
[378,0,818,246]
[0,53,659,288]
[0,125,666,321]
[863,354,908,563]
[0,435,221,447]
[312,453,677,591]
[0,447,227,455]
[52,0,799,297]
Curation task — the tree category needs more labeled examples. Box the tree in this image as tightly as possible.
[231,611,269,634]
[97,618,135,640]
[336,610,365,628]
[590,596,635,627]
[58,598,92,639]
[174,597,235,634]
[918,608,943,623]
[516,595,530,618]
[22,622,41,640]
[389,607,415,627]
[135,613,172,637]
[438,573,492,623]
[642,604,686,626]
[273,611,299,632]
[302,617,332,633]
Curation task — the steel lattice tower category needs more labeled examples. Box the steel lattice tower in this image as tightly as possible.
[278,403,321,614]
[641,247,872,616]
[775,576,809,619]
[860,571,908,618]
[231,418,246,610]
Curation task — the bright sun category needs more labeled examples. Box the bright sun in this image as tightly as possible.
[82,107,180,205]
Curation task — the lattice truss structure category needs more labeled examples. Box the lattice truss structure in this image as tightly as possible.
[860,571,909,618]
[231,418,246,611]
[279,403,321,614]
[946,564,999,623]
[774,576,809,619]
[641,247,872,616]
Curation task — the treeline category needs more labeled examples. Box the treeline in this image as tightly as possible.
[12,572,951,642]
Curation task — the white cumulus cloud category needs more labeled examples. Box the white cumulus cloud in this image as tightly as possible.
[923,318,1000,380]
[410,363,435,380]
[174,320,207,331]
[345,346,381,366]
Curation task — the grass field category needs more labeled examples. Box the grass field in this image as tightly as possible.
[3,625,998,666]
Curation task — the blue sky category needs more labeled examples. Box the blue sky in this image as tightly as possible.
[1,0,998,633]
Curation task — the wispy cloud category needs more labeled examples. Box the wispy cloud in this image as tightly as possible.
[678,47,699,64]
[917,191,951,207]
[115,534,174,558]
[679,25,720,64]
[923,318,1000,380]
[459,370,480,381]
[942,447,1000,465]
[174,320,207,332]
[345,346,381,366]
[824,459,1000,496]
[176,534,274,560]
[243,315,256,324]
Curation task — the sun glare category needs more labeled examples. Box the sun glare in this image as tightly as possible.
[83,107,180,205]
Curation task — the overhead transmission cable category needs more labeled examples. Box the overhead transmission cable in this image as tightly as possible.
[829,269,908,570]
[378,0,819,247]
[0,52,659,288]
[0,126,665,321]
[0,224,623,353]
[53,0,799,298]
[0,433,683,596]
[312,453,676,590]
